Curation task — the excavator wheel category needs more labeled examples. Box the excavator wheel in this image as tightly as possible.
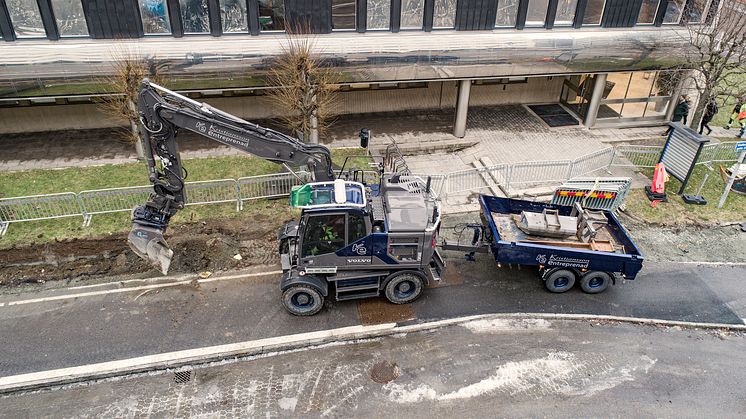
[282,285,325,316]
[383,271,425,305]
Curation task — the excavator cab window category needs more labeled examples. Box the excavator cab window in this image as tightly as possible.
[348,212,367,244]
[302,213,347,257]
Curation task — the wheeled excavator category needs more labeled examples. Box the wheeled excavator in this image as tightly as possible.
[128,80,445,315]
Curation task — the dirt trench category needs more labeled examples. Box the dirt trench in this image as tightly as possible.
[0,215,285,288]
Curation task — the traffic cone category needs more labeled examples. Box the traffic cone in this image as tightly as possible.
[645,163,669,203]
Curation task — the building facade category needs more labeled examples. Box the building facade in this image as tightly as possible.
[0,0,719,134]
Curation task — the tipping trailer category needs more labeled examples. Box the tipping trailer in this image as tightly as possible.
[443,195,644,294]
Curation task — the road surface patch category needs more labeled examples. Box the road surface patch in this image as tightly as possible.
[357,298,416,325]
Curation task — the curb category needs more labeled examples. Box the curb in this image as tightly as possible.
[1,312,744,394]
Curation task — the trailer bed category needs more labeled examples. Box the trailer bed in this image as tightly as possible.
[480,195,643,280]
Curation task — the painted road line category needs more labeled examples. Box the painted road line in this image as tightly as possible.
[1,270,282,307]
[2,312,746,394]
[0,323,397,394]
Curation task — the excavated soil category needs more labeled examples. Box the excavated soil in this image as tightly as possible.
[0,215,285,288]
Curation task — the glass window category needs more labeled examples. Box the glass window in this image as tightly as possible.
[433,0,456,28]
[582,0,605,25]
[51,0,89,36]
[662,0,685,24]
[302,214,347,257]
[139,0,171,34]
[526,0,549,27]
[401,0,424,29]
[637,0,660,24]
[7,0,45,37]
[332,0,356,30]
[221,0,247,32]
[258,0,285,31]
[495,0,519,27]
[367,0,390,30]
[348,213,367,244]
[180,0,209,33]
[685,0,710,23]
[554,0,578,25]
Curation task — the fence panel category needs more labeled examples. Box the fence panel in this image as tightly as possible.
[505,160,572,194]
[570,147,614,178]
[237,172,310,206]
[78,186,153,225]
[708,141,740,163]
[610,145,663,169]
[184,179,240,210]
[411,173,447,197]
[446,167,497,196]
[0,193,84,235]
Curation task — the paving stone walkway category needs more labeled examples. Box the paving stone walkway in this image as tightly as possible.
[1,104,737,173]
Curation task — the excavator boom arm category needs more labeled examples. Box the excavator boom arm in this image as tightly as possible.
[128,79,335,274]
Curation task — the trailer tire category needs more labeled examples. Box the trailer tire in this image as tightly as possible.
[579,271,611,294]
[282,285,325,316]
[544,269,576,293]
[384,272,424,304]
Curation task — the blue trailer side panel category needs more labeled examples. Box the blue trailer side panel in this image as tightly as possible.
[479,195,644,279]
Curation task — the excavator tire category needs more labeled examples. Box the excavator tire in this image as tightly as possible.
[282,285,325,316]
[384,271,425,305]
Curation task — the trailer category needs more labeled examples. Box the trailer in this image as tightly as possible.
[443,195,644,294]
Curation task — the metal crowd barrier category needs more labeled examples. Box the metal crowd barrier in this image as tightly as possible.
[0,192,85,235]
[78,186,152,226]
[570,147,615,178]
[237,172,310,210]
[610,145,663,169]
[504,159,573,195]
[184,179,240,210]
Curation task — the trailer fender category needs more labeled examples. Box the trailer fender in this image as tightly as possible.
[280,270,329,297]
[541,267,579,281]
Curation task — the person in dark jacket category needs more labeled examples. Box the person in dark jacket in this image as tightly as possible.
[699,98,718,135]
[663,95,691,136]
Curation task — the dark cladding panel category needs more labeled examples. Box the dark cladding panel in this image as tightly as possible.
[285,0,332,33]
[83,0,142,38]
[455,0,498,30]
[601,0,642,27]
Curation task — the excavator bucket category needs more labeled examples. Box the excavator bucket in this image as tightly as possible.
[127,223,174,275]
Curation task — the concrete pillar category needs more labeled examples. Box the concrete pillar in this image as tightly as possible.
[583,73,607,128]
[453,80,471,138]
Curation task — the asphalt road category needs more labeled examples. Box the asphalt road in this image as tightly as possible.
[2,318,745,417]
[0,258,744,377]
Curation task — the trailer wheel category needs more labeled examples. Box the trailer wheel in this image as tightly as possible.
[544,269,576,293]
[384,272,424,304]
[282,285,324,316]
[579,271,611,294]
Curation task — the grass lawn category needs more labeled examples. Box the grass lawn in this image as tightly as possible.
[0,148,369,248]
[624,164,745,225]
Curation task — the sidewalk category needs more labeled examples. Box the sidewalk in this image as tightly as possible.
[0,105,738,173]
[1,104,738,173]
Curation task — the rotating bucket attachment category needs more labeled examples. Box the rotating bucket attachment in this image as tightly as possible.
[127,219,174,275]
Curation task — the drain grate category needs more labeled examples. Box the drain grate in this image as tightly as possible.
[173,370,193,384]
[369,360,401,384]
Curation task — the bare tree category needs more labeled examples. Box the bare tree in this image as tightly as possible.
[265,23,338,144]
[98,47,165,158]
[679,0,746,128]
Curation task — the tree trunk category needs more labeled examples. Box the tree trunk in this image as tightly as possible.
[128,99,145,160]
[310,112,319,144]
[690,87,711,133]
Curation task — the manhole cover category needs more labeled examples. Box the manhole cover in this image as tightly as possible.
[370,360,401,384]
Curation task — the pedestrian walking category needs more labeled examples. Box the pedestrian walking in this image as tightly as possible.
[737,101,746,138]
[699,97,718,135]
[663,95,690,136]
[724,96,745,129]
